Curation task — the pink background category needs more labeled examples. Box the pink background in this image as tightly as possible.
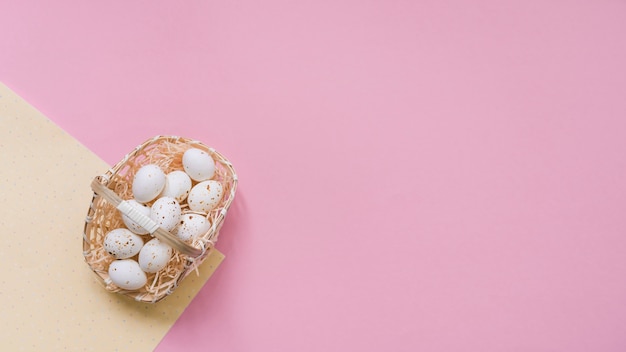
[2,1,626,351]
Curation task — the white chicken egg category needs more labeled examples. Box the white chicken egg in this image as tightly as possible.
[108,259,147,290]
[138,238,172,273]
[174,213,211,241]
[187,180,223,213]
[159,170,192,203]
[121,200,151,235]
[132,164,166,203]
[150,196,181,232]
[103,228,144,259]
[182,148,216,181]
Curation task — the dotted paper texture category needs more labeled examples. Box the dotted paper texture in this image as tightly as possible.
[0,83,224,351]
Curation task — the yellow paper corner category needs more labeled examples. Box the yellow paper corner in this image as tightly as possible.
[0,82,223,351]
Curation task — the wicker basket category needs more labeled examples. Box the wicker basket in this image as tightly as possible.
[83,136,237,302]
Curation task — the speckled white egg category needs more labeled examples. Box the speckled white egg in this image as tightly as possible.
[150,196,181,232]
[121,200,151,235]
[132,164,166,203]
[103,228,144,259]
[175,213,211,241]
[159,170,192,202]
[187,180,223,213]
[182,148,216,181]
[108,259,147,290]
[138,238,172,273]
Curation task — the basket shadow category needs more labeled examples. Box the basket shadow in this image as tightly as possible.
[214,184,248,255]
[175,186,249,319]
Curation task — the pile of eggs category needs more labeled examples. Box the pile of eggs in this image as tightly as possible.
[105,148,224,290]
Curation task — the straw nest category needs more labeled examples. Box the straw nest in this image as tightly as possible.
[83,136,237,303]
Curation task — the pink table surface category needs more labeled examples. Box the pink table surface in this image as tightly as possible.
[2,1,626,351]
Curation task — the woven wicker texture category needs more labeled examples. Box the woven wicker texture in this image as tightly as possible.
[83,136,237,302]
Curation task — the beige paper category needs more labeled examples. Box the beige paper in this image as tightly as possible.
[0,83,223,351]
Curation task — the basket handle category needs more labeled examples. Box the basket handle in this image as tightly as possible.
[91,177,203,257]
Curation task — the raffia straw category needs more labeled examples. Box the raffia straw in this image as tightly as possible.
[83,136,237,303]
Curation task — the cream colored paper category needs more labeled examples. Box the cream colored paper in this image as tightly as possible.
[0,83,223,351]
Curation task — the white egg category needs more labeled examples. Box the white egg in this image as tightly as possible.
[108,259,147,290]
[150,197,181,232]
[159,170,192,202]
[174,213,211,241]
[138,238,172,273]
[132,164,166,203]
[187,180,223,213]
[103,228,144,259]
[120,199,151,235]
[182,148,216,181]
